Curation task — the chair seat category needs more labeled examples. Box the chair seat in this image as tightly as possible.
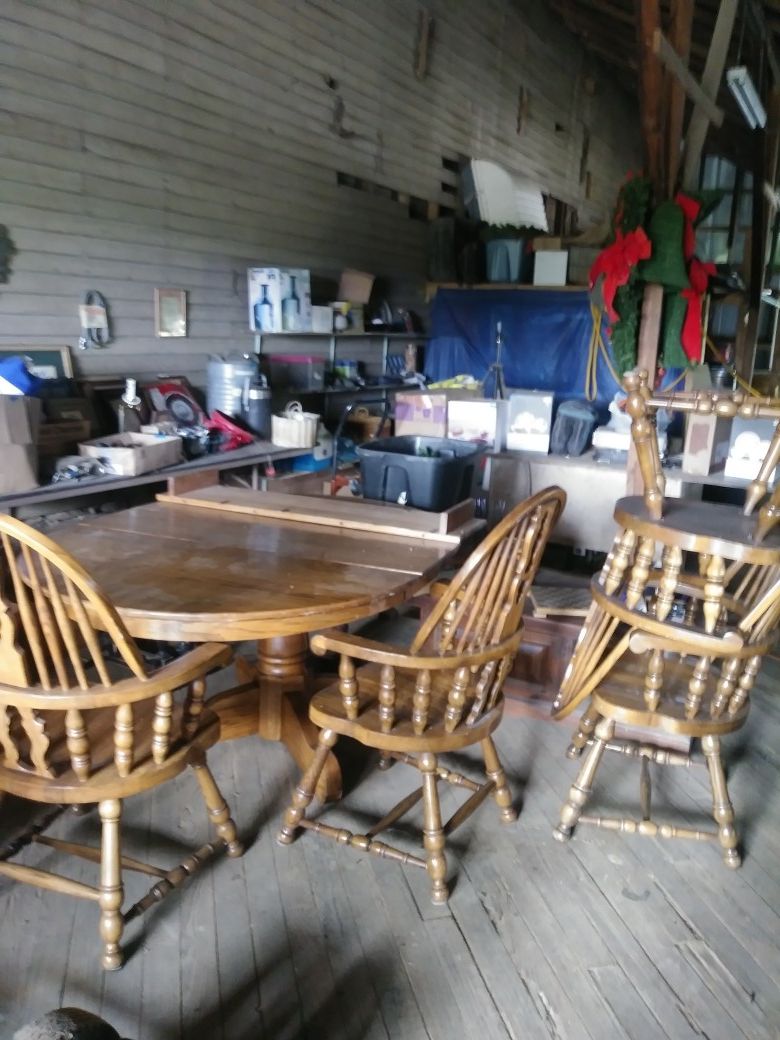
[310,663,503,753]
[592,654,749,737]
[0,702,221,804]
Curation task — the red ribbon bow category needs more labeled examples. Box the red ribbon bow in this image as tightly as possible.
[589,227,652,323]
[680,257,717,363]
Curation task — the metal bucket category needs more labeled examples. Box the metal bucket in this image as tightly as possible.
[207,354,258,418]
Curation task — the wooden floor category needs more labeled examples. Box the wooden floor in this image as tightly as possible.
[1,663,779,1039]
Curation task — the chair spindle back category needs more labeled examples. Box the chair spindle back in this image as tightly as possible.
[334,488,564,737]
[0,514,200,782]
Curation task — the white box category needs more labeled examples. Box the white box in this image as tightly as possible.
[311,305,333,333]
[532,250,568,286]
[447,398,506,449]
[724,416,778,482]
[682,413,732,475]
[79,432,182,476]
[506,390,554,452]
[248,268,312,333]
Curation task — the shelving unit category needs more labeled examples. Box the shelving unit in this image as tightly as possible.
[253,330,429,376]
[254,330,429,429]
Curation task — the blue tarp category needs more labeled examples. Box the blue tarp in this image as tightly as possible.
[426,288,620,410]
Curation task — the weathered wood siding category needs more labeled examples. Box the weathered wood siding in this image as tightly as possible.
[0,0,639,386]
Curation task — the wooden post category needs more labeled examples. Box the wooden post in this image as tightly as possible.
[635,0,665,194]
[626,285,664,495]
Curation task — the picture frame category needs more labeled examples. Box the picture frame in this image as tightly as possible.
[154,288,187,338]
[0,345,74,379]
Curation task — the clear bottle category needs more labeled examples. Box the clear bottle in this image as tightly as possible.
[253,284,274,332]
[282,275,300,332]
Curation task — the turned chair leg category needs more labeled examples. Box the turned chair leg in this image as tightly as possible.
[555,716,614,842]
[98,799,124,971]
[419,751,448,905]
[566,702,600,760]
[277,729,338,845]
[191,751,244,858]
[482,736,517,823]
[701,734,741,869]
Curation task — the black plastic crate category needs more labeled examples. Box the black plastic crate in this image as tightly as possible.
[357,435,481,512]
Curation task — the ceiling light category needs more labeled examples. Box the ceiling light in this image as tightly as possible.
[727,66,767,130]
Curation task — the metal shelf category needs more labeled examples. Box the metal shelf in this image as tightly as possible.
[274,382,410,397]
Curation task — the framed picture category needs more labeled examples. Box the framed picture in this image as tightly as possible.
[155,288,187,338]
[0,345,74,379]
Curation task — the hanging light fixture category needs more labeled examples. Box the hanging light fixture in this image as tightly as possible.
[726,66,767,130]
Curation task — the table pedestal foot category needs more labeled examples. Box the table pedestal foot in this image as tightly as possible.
[209,634,342,802]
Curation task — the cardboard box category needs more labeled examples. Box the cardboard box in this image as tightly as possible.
[506,390,554,452]
[248,267,312,333]
[682,413,732,475]
[79,432,183,476]
[0,395,41,445]
[38,420,93,458]
[533,250,569,286]
[338,269,374,304]
[0,396,41,493]
[446,398,506,449]
[394,389,479,438]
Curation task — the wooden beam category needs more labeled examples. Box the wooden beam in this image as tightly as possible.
[745,0,780,86]
[627,284,664,496]
[665,0,695,194]
[653,29,723,127]
[636,0,665,194]
[682,0,739,190]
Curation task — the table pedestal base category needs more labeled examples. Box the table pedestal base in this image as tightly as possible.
[208,633,342,802]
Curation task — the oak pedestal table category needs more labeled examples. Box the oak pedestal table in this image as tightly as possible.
[49,498,470,800]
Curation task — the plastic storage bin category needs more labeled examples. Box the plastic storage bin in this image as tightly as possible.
[357,435,481,512]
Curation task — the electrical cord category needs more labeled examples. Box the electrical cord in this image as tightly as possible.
[79,289,112,349]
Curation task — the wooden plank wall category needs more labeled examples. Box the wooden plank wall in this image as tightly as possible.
[0,0,640,388]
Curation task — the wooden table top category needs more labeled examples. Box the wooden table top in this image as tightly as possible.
[50,502,457,642]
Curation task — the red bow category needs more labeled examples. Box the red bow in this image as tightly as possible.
[675,192,702,261]
[589,228,652,323]
[680,257,717,363]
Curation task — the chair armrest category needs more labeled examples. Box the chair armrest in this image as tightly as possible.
[310,628,523,671]
[0,642,233,711]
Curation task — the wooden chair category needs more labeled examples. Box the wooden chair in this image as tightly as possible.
[552,372,780,866]
[0,514,243,970]
[277,488,565,904]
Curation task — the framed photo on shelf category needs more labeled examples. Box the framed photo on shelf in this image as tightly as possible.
[154,288,187,338]
[0,345,74,379]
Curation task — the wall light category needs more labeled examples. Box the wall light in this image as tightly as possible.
[727,66,767,130]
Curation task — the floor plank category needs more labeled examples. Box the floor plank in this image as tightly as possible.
[1,661,780,1039]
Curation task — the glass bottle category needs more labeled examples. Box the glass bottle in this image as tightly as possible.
[282,275,300,332]
[253,284,274,332]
